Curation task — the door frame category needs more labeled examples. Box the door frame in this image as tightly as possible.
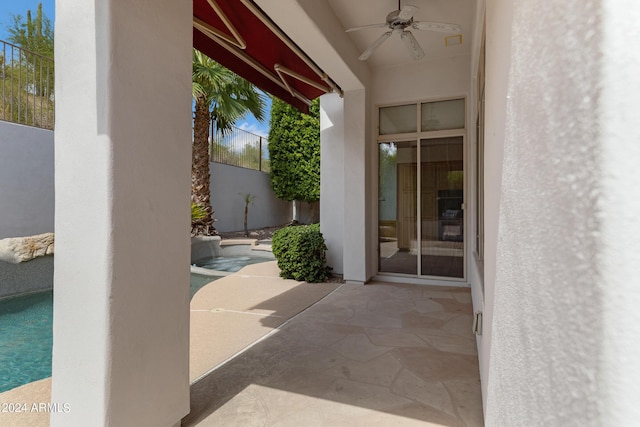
[376,97,468,283]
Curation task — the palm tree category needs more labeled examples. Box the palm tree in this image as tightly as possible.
[191,49,265,236]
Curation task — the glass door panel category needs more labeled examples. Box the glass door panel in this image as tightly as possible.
[419,137,464,278]
[421,99,465,131]
[379,105,417,135]
[378,141,417,274]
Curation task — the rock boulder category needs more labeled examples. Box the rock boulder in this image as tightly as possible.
[0,232,54,264]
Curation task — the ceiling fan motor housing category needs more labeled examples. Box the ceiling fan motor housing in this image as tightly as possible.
[386,10,412,29]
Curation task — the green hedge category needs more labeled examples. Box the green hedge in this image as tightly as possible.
[271,224,328,282]
[267,98,320,202]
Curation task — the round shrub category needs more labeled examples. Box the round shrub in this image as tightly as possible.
[271,224,328,283]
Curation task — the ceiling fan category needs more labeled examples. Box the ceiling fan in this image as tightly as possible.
[346,1,461,61]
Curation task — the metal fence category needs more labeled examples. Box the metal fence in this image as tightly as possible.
[1,39,54,130]
[209,123,270,172]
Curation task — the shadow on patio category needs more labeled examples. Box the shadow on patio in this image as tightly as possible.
[184,264,483,426]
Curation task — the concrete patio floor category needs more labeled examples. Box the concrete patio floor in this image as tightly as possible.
[0,261,483,426]
[189,261,342,382]
[184,263,483,426]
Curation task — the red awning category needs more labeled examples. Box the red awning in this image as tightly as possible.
[193,0,341,113]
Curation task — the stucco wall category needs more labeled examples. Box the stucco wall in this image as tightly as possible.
[0,121,54,239]
[210,162,291,232]
[372,55,471,105]
[483,0,640,425]
[479,0,514,412]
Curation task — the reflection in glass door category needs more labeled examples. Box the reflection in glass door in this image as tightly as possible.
[419,137,464,278]
[378,137,464,278]
[379,141,417,275]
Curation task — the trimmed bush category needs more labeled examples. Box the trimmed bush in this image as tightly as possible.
[271,224,328,283]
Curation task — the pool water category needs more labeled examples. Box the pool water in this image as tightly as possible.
[193,255,271,273]
[0,290,53,393]
[0,273,225,393]
[190,273,220,298]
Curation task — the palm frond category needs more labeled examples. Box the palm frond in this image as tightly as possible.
[192,48,266,134]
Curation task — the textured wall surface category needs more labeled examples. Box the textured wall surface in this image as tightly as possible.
[372,55,471,105]
[484,0,640,425]
[0,122,54,239]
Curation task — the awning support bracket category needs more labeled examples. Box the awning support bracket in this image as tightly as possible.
[193,0,246,50]
[239,0,343,97]
[194,27,314,106]
[274,64,330,100]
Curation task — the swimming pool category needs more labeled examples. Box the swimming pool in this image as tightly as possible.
[0,290,53,393]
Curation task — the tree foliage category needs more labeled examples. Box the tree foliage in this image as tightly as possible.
[6,3,54,59]
[5,2,54,97]
[1,3,55,128]
[192,50,265,135]
[267,98,320,203]
[191,49,265,236]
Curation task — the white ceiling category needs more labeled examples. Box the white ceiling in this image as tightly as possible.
[326,0,475,69]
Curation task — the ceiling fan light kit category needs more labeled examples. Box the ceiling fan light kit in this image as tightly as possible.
[346,0,461,61]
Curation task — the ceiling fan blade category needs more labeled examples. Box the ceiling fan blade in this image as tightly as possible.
[401,31,425,60]
[412,21,461,33]
[398,5,418,21]
[346,22,388,33]
[358,31,392,61]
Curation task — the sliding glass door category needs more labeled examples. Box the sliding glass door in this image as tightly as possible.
[377,98,465,280]
[378,137,463,278]
[419,137,464,278]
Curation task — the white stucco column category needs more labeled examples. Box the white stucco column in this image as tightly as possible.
[342,89,369,282]
[52,0,192,425]
[320,93,345,274]
[319,90,369,282]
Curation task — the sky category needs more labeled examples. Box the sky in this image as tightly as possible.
[238,93,272,138]
[0,0,271,137]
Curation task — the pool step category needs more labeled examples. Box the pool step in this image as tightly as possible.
[219,238,258,247]
[219,238,272,253]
